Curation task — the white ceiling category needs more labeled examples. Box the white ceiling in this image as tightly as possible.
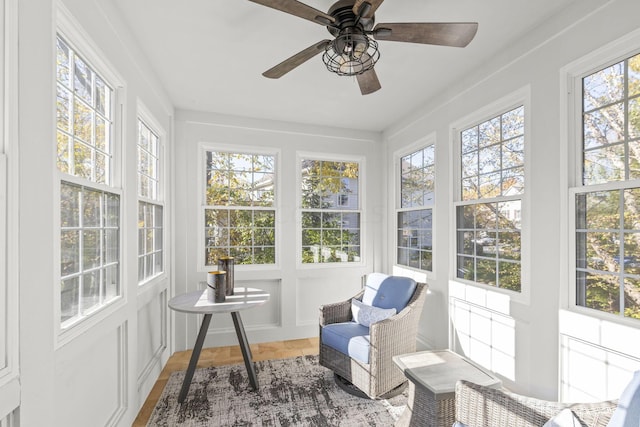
[111,0,578,132]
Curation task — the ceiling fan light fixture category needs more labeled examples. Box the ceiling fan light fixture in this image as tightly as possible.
[322,32,380,76]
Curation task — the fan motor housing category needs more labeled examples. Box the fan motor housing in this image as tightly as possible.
[326,0,374,36]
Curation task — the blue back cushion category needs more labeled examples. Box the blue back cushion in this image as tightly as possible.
[362,275,417,313]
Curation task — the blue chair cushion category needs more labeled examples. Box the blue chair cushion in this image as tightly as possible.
[607,370,640,427]
[362,274,417,313]
[321,322,370,364]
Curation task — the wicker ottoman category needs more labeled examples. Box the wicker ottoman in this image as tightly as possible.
[393,350,501,427]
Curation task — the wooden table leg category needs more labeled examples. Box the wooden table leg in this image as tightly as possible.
[231,311,259,390]
[178,313,212,403]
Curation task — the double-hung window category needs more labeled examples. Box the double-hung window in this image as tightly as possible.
[455,106,525,291]
[203,150,276,266]
[300,158,361,264]
[397,145,434,271]
[137,118,163,283]
[56,34,120,326]
[573,52,640,319]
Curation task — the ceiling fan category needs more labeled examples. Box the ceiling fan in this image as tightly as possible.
[248,0,478,95]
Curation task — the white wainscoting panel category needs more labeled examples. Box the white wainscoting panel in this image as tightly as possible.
[559,310,640,402]
[137,289,167,391]
[296,275,362,326]
[450,297,517,382]
[54,322,127,427]
[207,279,281,334]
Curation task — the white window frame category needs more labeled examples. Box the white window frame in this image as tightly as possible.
[394,133,436,276]
[198,143,280,271]
[562,28,640,325]
[137,105,165,286]
[55,6,126,343]
[296,152,365,267]
[450,87,531,304]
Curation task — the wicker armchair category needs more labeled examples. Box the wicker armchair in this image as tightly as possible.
[455,380,618,427]
[319,281,428,399]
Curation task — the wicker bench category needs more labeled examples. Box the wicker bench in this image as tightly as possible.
[454,380,618,427]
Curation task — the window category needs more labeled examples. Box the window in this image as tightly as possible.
[397,145,434,271]
[300,159,361,264]
[574,52,640,319]
[56,33,120,326]
[56,36,112,184]
[455,106,524,291]
[60,183,120,324]
[204,150,276,265]
[137,118,163,283]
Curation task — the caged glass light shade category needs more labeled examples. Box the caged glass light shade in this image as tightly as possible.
[322,30,380,76]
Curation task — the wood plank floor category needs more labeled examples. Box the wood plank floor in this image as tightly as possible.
[133,337,320,426]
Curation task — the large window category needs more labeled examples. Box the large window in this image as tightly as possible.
[300,159,361,264]
[455,106,524,291]
[397,145,434,271]
[574,52,640,319]
[204,150,276,266]
[137,118,163,283]
[56,33,120,327]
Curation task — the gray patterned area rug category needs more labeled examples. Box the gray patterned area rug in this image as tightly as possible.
[147,355,407,426]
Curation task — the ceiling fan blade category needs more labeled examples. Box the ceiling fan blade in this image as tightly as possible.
[373,22,478,47]
[248,0,335,26]
[356,68,381,95]
[263,40,331,79]
[352,0,384,20]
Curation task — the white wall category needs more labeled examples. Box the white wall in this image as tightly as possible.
[383,0,640,400]
[0,0,19,424]
[173,110,383,351]
[15,0,173,425]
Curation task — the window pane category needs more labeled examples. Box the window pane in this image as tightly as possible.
[61,230,80,276]
[479,117,500,148]
[584,103,625,148]
[82,230,100,270]
[57,85,71,132]
[502,106,525,139]
[73,140,93,180]
[503,137,524,169]
[61,277,79,323]
[74,55,93,104]
[461,127,478,153]
[56,37,70,86]
[105,264,119,301]
[583,61,624,112]
[73,98,93,144]
[630,54,640,97]
[625,277,640,319]
[584,272,620,315]
[60,183,80,227]
[57,132,71,174]
[584,144,626,184]
[82,270,100,312]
